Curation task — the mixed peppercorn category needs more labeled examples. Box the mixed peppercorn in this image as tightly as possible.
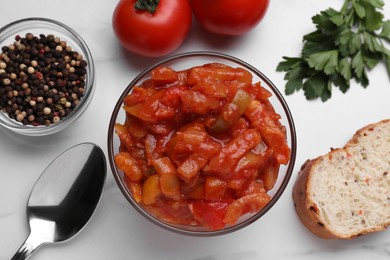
[0,33,87,126]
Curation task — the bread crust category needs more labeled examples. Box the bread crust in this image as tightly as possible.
[292,158,339,239]
[347,119,390,146]
[292,119,390,239]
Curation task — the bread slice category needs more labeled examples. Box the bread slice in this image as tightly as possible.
[293,119,390,239]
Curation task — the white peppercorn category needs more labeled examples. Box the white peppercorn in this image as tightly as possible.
[3,78,10,85]
[16,113,24,122]
[43,107,51,115]
[27,66,35,74]
[9,73,17,80]
[28,114,35,122]
[52,116,60,123]
[30,60,38,67]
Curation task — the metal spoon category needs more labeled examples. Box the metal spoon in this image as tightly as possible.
[11,142,106,260]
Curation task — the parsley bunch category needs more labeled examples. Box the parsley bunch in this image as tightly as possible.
[276,0,390,101]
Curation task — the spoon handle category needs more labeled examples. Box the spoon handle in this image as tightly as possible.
[11,232,42,260]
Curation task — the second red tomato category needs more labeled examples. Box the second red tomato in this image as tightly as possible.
[190,0,270,36]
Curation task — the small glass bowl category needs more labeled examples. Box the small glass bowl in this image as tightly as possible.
[108,51,297,236]
[0,18,95,136]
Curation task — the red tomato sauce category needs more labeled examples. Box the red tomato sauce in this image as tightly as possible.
[114,63,290,230]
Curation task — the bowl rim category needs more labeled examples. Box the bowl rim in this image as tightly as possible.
[108,51,297,236]
[0,17,96,136]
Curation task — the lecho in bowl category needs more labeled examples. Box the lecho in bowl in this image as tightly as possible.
[108,51,296,236]
[0,18,95,136]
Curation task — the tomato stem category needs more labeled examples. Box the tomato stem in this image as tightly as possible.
[135,0,160,14]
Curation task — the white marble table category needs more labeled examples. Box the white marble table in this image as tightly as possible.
[1,1,390,259]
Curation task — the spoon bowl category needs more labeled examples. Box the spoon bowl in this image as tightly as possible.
[11,142,106,260]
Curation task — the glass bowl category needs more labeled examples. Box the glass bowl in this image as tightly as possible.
[0,17,95,136]
[108,51,297,236]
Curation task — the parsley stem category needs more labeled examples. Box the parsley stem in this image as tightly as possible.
[341,0,351,13]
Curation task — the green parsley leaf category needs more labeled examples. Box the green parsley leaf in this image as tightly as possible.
[276,0,390,101]
[285,79,303,95]
[349,33,362,55]
[303,74,331,101]
[338,29,352,46]
[338,57,351,80]
[362,0,384,9]
[356,69,369,87]
[313,9,341,31]
[365,55,381,70]
[363,4,384,31]
[379,20,390,41]
[363,31,383,53]
[276,57,303,72]
[328,9,344,26]
[302,34,334,57]
[353,2,366,18]
[306,50,338,75]
[352,50,365,78]
[330,72,350,93]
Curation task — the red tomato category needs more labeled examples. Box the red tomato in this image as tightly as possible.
[112,0,192,57]
[190,0,269,36]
